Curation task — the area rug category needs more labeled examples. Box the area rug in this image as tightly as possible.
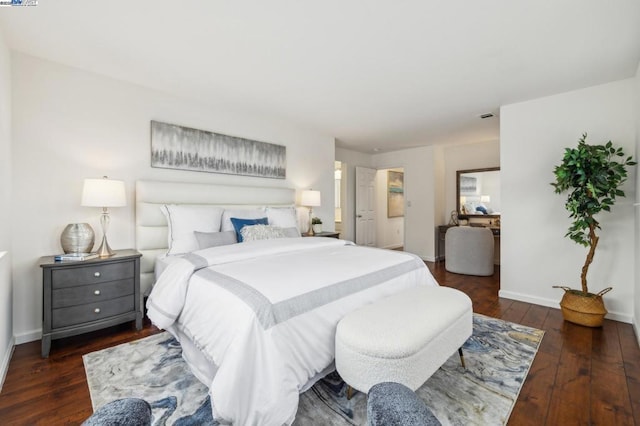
[83,314,543,425]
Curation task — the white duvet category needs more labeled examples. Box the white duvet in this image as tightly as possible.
[147,237,438,425]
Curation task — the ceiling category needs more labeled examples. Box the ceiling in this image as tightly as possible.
[1,1,639,153]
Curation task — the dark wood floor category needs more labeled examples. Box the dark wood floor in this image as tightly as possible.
[0,262,639,425]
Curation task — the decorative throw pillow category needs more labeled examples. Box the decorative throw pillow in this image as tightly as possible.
[161,204,224,255]
[265,206,301,236]
[230,217,269,242]
[240,224,288,242]
[194,230,238,250]
[221,208,267,232]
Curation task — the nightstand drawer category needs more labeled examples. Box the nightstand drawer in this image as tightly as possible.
[52,261,134,288]
[52,295,134,329]
[51,279,134,309]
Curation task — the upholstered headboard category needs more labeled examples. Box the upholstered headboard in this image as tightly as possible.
[135,180,296,296]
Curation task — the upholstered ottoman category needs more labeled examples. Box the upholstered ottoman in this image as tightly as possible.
[335,286,472,394]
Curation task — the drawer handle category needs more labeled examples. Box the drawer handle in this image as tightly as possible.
[94,290,101,296]
[94,308,101,314]
[94,272,101,277]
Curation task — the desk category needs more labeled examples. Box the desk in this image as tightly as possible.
[304,231,340,239]
[436,225,456,261]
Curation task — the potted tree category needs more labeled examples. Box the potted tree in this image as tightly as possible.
[551,133,636,327]
[311,217,323,234]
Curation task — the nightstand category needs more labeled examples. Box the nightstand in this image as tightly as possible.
[304,231,340,239]
[39,249,142,358]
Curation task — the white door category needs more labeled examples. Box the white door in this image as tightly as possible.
[355,166,376,246]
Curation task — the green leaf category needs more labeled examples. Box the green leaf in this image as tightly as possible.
[552,134,635,252]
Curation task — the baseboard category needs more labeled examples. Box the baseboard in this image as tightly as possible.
[0,335,15,392]
[498,290,633,324]
[14,328,41,345]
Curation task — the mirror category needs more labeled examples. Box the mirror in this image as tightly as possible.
[456,167,500,218]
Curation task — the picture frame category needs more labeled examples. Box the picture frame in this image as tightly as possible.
[459,175,477,194]
[150,120,286,179]
[387,170,404,218]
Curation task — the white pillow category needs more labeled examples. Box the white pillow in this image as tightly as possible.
[282,227,302,238]
[463,202,477,215]
[161,204,224,255]
[265,206,301,236]
[240,224,287,242]
[221,208,266,232]
[194,230,237,249]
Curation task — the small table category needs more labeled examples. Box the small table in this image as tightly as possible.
[304,231,340,239]
[39,249,142,357]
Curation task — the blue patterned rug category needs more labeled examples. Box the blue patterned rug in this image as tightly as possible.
[83,314,543,425]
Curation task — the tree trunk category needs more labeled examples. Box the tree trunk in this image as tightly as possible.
[580,221,599,294]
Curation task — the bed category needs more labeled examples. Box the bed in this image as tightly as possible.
[136,180,439,425]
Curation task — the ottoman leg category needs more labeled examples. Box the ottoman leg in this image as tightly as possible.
[458,347,466,369]
[346,385,354,400]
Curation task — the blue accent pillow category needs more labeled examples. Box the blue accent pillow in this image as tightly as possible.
[475,205,488,214]
[230,217,269,242]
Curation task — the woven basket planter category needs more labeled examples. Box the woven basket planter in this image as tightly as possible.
[554,286,611,327]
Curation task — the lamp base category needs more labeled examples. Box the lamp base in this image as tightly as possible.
[96,235,115,257]
[307,208,314,236]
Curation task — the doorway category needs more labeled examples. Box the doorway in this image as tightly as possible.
[375,167,405,250]
[334,161,344,236]
[352,166,405,249]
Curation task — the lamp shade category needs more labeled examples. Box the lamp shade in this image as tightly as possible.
[301,190,321,207]
[81,178,127,207]
[480,195,491,203]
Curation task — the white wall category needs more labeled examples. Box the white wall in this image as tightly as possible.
[443,140,500,224]
[335,147,373,242]
[375,168,404,249]
[11,53,336,342]
[501,79,637,323]
[373,146,443,261]
[0,26,13,389]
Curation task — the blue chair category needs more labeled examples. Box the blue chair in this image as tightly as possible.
[367,382,441,426]
[82,398,152,426]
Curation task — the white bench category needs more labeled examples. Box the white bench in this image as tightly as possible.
[335,286,473,394]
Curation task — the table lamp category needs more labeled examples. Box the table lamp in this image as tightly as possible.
[81,176,126,257]
[301,189,321,235]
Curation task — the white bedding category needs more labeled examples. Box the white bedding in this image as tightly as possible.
[147,237,438,425]
[153,254,183,281]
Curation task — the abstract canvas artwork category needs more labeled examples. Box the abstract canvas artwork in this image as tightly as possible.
[151,121,286,179]
[460,176,477,194]
[387,170,404,218]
